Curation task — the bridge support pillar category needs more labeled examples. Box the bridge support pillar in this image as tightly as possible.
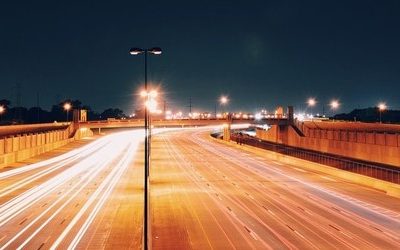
[287,106,294,125]
[223,123,231,141]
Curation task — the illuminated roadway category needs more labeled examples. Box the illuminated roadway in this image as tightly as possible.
[0,131,145,249]
[0,128,399,249]
[151,128,400,249]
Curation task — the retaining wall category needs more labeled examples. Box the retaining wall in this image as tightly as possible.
[256,124,400,167]
[0,126,93,168]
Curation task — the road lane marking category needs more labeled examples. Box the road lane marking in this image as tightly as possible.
[321,176,336,182]
[37,243,45,250]
[19,218,28,225]
[293,167,307,173]
[329,224,341,231]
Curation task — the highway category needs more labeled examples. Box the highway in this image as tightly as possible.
[0,127,399,249]
[151,129,400,249]
[0,130,145,249]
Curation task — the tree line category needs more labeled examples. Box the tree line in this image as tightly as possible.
[334,107,400,123]
[0,99,126,125]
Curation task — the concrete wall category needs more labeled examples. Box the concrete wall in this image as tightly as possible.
[0,124,93,168]
[256,125,400,167]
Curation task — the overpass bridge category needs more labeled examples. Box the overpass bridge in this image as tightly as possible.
[78,118,290,129]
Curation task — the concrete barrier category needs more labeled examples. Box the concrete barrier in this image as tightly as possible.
[0,139,4,155]
[0,124,94,169]
[210,135,400,198]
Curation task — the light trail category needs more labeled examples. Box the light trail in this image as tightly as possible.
[0,135,113,180]
[0,130,144,249]
[55,135,139,249]
[0,127,398,248]
[149,129,400,249]
[0,137,122,227]
[1,142,118,250]
[191,132,400,226]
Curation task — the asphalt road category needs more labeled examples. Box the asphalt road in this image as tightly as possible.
[150,129,400,249]
[0,127,399,249]
[0,130,145,249]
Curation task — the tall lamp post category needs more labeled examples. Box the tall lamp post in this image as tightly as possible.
[307,97,316,119]
[129,47,162,250]
[63,102,72,122]
[378,102,387,124]
[330,99,340,120]
[220,95,229,118]
[0,106,5,122]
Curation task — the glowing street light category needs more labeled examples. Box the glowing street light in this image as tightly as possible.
[330,100,340,110]
[378,102,387,123]
[129,46,162,250]
[307,97,316,107]
[141,90,159,113]
[219,95,229,118]
[63,102,72,122]
[220,96,228,105]
[0,105,5,121]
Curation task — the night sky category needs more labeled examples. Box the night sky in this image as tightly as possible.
[1,0,400,115]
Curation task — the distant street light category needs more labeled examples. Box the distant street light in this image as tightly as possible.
[0,105,5,122]
[129,46,162,250]
[329,100,340,120]
[220,96,228,105]
[219,96,229,117]
[378,102,387,124]
[142,90,158,113]
[63,102,72,122]
[330,100,340,110]
[307,97,316,107]
[307,98,317,118]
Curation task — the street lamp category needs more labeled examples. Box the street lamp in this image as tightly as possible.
[307,97,317,118]
[378,102,387,123]
[307,97,316,107]
[0,105,5,122]
[130,46,162,250]
[63,102,72,122]
[329,100,340,120]
[220,95,228,105]
[219,95,229,117]
[330,99,340,110]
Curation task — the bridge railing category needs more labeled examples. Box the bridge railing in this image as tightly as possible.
[231,134,400,184]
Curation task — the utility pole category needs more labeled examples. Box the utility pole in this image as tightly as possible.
[36,92,40,123]
[189,97,192,114]
[14,82,22,121]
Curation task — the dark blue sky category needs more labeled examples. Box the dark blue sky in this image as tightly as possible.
[1,0,399,114]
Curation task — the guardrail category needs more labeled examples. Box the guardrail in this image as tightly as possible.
[230,134,400,184]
